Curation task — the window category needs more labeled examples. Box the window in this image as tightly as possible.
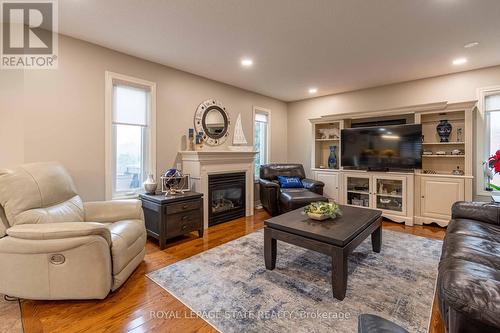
[105,72,156,199]
[485,92,500,189]
[254,107,270,178]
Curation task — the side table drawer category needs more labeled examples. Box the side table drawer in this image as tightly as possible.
[166,199,201,215]
[167,210,202,237]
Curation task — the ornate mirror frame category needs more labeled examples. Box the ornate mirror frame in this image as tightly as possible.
[194,99,230,146]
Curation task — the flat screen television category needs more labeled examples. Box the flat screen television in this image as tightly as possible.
[341,124,422,171]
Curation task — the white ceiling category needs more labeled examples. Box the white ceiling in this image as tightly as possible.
[59,0,500,102]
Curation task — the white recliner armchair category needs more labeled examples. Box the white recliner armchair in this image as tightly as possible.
[0,162,146,300]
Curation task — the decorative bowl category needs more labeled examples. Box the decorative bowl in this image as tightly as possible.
[303,201,342,221]
[307,212,331,221]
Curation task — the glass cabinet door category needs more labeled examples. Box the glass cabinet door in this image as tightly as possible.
[345,176,371,208]
[373,177,406,215]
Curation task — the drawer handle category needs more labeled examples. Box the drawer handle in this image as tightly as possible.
[181,215,190,221]
[182,204,189,209]
[181,224,188,230]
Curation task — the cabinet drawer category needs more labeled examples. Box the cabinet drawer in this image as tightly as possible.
[167,210,202,237]
[166,199,201,215]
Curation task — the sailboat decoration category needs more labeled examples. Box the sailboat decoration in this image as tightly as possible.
[233,113,247,145]
[228,113,253,151]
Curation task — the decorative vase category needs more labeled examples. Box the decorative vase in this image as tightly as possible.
[143,174,157,194]
[436,120,452,142]
[328,146,338,169]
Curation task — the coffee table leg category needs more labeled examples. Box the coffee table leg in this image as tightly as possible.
[264,227,277,270]
[371,225,382,253]
[331,247,347,300]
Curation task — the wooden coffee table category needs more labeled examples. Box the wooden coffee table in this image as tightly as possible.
[264,205,382,300]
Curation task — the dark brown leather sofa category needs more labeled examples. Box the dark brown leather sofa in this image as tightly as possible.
[259,164,327,216]
[437,201,500,333]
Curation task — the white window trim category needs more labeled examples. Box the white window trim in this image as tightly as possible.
[253,106,271,179]
[476,85,500,197]
[105,71,157,200]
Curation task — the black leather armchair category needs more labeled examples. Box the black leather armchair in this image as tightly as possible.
[437,201,500,333]
[259,164,327,216]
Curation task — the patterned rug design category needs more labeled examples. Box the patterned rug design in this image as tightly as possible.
[0,295,23,333]
[148,229,442,333]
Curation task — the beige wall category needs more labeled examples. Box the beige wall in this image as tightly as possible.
[3,33,500,202]
[0,35,287,201]
[287,66,500,192]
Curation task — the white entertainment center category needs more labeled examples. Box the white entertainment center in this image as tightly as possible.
[310,101,475,227]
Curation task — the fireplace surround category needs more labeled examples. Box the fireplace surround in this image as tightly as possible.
[180,150,257,229]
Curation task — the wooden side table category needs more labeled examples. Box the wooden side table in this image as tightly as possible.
[139,192,203,249]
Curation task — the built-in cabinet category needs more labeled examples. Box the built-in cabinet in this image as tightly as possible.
[314,170,340,202]
[342,171,414,225]
[419,176,464,221]
[310,101,476,228]
[414,175,470,227]
[311,120,343,170]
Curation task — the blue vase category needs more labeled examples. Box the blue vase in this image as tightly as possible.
[328,146,338,169]
[436,120,452,142]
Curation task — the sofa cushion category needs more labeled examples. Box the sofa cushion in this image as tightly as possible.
[279,189,328,212]
[260,164,306,181]
[446,218,500,244]
[438,259,500,329]
[438,218,500,329]
[0,162,83,226]
[452,201,500,226]
[107,219,146,275]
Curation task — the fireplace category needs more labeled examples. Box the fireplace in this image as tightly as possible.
[208,172,246,226]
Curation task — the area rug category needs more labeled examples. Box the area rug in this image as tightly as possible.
[148,229,442,333]
[0,295,23,333]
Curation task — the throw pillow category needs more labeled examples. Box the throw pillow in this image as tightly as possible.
[277,176,304,188]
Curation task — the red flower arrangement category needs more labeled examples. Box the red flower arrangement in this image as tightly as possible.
[487,150,500,191]
[489,150,500,174]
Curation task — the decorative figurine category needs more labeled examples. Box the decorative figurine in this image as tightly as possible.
[452,166,465,176]
[195,132,204,150]
[188,128,195,151]
[456,127,463,142]
[318,128,340,140]
[436,120,452,142]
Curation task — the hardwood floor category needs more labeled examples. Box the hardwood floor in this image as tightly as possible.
[21,210,445,333]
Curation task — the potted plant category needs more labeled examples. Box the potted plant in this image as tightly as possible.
[486,149,500,191]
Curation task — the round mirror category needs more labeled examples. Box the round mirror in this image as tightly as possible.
[194,99,230,145]
[203,107,226,137]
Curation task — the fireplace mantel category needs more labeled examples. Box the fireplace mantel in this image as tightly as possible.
[179,150,257,229]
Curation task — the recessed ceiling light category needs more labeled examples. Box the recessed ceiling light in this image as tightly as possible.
[241,58,253,67]
[464,41,479,48]
[308,87,318,94]
[452,57,467,65]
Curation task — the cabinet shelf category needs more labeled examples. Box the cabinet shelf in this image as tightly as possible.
[422,155,464,158]
[315,138,339,142]
[376,193,402,198]
[422,142,464,145]
[347,190,369,195]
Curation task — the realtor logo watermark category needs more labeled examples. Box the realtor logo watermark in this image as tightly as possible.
[1,0,58,69]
